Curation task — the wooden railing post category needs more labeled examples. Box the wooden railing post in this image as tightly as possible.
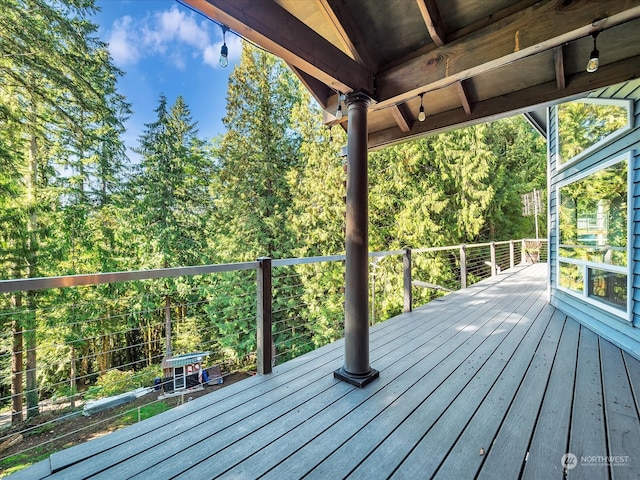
[521,239,527,265]
[509,240,515,269]
[257,257,272,375]
[490,241,497,276]
[403,248,412,312]
[460,244,467,289]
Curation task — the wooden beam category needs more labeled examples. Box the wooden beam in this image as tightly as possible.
[554,46,566,90]
[316,0,377,71]
[416,0,447,46]
[390,104,412,133]
[369,53,640,150]
[183,0,373,94]
[456,80,472,114]
[288,64,332,109]
[374,1,640,108]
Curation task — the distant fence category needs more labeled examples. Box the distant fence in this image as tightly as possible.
[0,238,546,469]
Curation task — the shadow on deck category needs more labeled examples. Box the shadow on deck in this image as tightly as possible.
[12,263,640,479]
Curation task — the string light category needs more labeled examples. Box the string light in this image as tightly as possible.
[418,93,426,122]
[586,32,599,73]
[336,95,343,119]
[219,25,229,68]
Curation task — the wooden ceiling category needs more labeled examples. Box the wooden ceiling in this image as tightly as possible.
[184,0,640,149]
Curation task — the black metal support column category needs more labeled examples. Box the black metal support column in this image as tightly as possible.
[334,92,379,388]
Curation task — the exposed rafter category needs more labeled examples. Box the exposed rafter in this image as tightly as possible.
[287,63,333,109]
[456,80,472,115]
[369,54,640,150]
[554,46,566,90]
[183,0,373,96]
[416,0,447,46]
[390,104,412,133]
[316,0,377,71]
[375,2,640,109]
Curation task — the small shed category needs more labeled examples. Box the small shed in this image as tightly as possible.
[161,352,218,392]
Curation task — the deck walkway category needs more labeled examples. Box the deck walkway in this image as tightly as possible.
[11,263,640,479]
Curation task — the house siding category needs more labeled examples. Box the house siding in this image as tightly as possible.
[548,79,640,358]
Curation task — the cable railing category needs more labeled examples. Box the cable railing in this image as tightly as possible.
[0,238,546,471]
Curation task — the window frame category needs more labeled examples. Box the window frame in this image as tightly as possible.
[555,98,633,172]
[555,151,632,321]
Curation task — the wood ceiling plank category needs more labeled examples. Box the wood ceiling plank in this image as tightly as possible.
[183,0,373,95]
[316,0,377,71]
[375,1,640,108]
[416,0,447,46]
[369,52,640,149]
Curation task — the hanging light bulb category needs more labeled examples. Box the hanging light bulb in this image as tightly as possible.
[336,96,343,119]
[219,25,229,68]
[586,32,599,73]
[418,93,426,122]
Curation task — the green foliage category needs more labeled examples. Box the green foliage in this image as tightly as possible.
[117,401,171,427]
[91,365,160,399]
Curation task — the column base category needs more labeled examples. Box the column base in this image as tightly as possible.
[333,366,379,388]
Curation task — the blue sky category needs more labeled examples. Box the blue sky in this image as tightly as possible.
[93,0,243,158]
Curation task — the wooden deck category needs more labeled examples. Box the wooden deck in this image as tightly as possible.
[12,263,640,479]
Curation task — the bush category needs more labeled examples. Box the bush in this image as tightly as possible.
[90,364,161,399]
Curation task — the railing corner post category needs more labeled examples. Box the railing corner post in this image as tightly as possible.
[490,241,497,276]
[521,239,527,265]
[509,240,515,269]
[403,248,412,313]
[460,244,467,289]
[257,257,272,375]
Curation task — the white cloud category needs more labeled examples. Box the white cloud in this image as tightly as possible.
[107,16,141,65]
[105,5,238,70]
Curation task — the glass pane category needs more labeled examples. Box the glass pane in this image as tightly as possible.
[588,268,627,310]
[558,100,629,165]
[559,262,583,293]
[559,160,627,267]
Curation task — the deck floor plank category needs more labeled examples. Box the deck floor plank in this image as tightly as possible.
[257,270,547,480]
[568,327,608,480]
[389,292,552,479]
[476,309,567,480]
[312,283,548,480]
[430,302,564,479]
[600,338,640,479]
[11,264,640,480]
[521,317,579,480]
[351,290,552,479]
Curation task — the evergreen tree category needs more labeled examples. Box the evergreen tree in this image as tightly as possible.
[212,43,303,261]
[130,94,211,357]
[0,0,128,419]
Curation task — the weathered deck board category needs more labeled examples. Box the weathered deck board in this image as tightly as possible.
[9,263,640,480]
[600,340,640,479]
[569,328,609,480]
[522,317,579,479]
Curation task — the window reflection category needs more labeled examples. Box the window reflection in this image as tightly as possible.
[558,158,628,312]
[559,160,627,266]
[557,100,630,165]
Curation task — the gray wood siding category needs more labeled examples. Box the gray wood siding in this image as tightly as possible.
[548,79,640,356]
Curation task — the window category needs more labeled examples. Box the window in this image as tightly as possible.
[556,99,632,168]
[557,153,630,319]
